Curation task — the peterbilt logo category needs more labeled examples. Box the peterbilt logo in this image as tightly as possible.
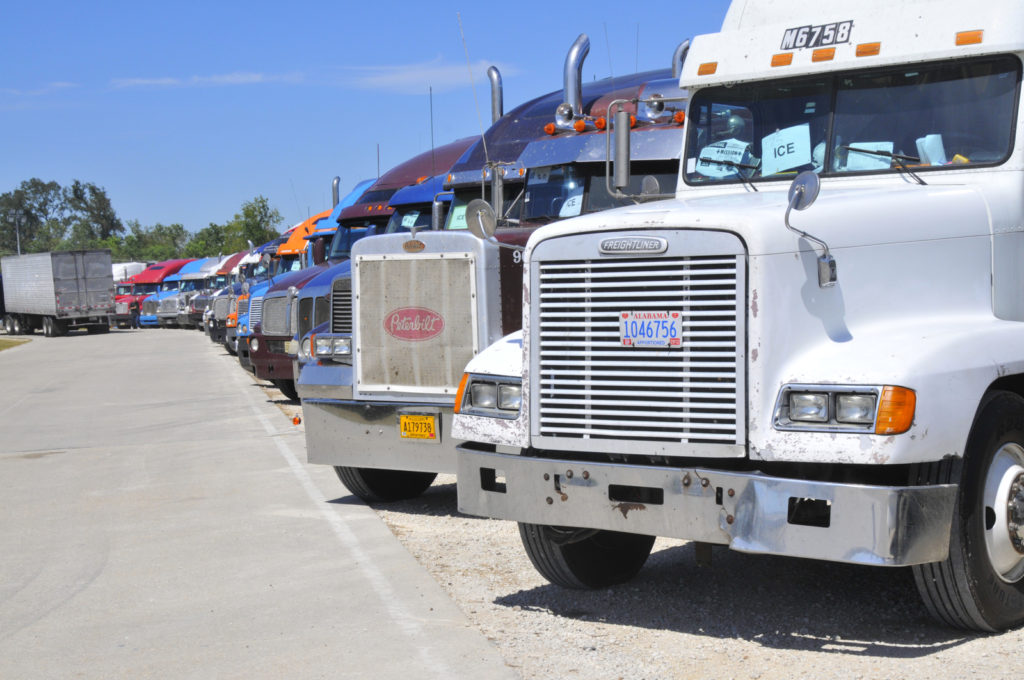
[384,307,444,341]
[599,236,668,255]
[403,239,425,253]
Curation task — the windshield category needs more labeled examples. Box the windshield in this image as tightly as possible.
[445,188,525,230]
[330,222,378,259]
[273,256,302,276]
[386,206,433,233]
[181,280,200,292]
[520,162,678,222]
[684,56,1019,186]
[116,284,132,296]
[134,282,159,295]
[160,280,180,292]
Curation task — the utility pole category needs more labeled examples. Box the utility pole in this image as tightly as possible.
[6,210,25,255]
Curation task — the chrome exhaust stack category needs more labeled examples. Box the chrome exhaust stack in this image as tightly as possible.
[554,34,590,131]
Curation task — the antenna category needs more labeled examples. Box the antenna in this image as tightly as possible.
[457,12,489,164]
[604,22,613,77]
[635,24,640,72]
[429,86,436,175]
[376,144,380,178]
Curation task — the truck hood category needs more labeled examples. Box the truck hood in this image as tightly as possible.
[298,260,353,301]
[264,262,334,295]
[528,179,993,257]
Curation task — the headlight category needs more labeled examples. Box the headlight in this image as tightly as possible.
[241,325,248,334]
[774,385,914,434]
[250,337,260,352]
[456,374,522,419]
[313,335,351,360]
[300,336,311,358]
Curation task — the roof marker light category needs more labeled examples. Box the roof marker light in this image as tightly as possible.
[697,62,717,76]
[812,48,835,62]
[673,111,686,125]
[956,30,983,46]
[573,119,586,133]
[595,117,607,130]
[856,42,881,57]
[544,122,557,135]
[771,53,793,67]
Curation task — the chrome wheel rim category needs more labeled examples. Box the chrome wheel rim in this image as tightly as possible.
[983,443,1024,583]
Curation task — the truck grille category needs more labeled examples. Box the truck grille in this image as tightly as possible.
[297,296,314,341]
[142,299,158,315]
[532,237,745,457]
[158,297,177,314]
[262,295,288,335]
[238,297,249,318]
[192,296,210,312]
[250,296,263,327]
[115,301,128,315]
[331,278,351,333]
[213,297,230,320]
[355,254,475,396]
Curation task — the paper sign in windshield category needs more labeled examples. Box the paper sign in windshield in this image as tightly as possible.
[401,211,421,227]
[845,141,893,171]
[559,185,584,217]
[761,124,811,176]
[696,139,752,178]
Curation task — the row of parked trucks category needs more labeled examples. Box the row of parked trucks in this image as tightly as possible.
[7,0,1024,633]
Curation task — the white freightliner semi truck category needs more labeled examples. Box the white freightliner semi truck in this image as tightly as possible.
[452,0,1024,631]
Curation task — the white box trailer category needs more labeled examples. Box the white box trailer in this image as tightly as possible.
[2,250,114,336]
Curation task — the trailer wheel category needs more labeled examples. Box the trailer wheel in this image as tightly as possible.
[518,523,655,589]
[333,466,437,502]
[271,379,299,402]
[912,390,1024,631]
[42,317,52,337]
[11,316,24,334]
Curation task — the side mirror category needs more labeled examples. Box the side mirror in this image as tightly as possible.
[260,252,271,268]
[312,237,327,265]
[784,171,835,288]
[465,199,497,240]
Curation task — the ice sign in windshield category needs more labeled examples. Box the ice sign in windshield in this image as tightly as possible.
[685,56,1019,187]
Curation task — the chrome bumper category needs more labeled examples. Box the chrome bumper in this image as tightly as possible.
[456,445,958,567]
[303,400,458,474]
[296,361,353,401]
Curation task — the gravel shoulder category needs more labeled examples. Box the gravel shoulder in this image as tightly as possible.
[358,475,1022,680]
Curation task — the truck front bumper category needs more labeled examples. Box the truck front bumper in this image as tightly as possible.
[251,334,293,381]
[304,399,457,474]
[456,444,958,567]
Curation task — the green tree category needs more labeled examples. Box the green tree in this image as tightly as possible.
[223,195,283,253]
[184,222,228,258]
[0,179,67,255]
[62,180,123,249]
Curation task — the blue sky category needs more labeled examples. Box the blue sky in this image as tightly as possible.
[0,1,729,234]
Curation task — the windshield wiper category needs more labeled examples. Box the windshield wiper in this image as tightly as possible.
[697,156,759,192]
[840,145,927,186]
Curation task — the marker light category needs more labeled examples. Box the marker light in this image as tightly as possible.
[595,117,607,130]
[956,30,983,46]
[697,62,718,76]
[856,42,881,57]
[544,122,557,135]
[812,48,836,62]
[673,111,686,125]
[454,373,470,414]
[629,114,637,129]
[876,386,916,435]
[573,119,586,133]
[771,53,793,67]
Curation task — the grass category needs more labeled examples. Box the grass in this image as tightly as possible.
[0,337,30,352]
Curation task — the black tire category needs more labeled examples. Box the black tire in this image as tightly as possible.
[912,390,1024,631]
[42,317,53,337]
[3,316,12,334]
[518,523,656,589]
[272,378,299,402]
[223,338,237,355]
[333,466,437,502]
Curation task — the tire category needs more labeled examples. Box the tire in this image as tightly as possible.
[912,390,1024,631]
[12,316,24,334]
[42,317,53,337]
[333,466,437,502]
[223,338,237,356]
[518,523,656,589]
[272,378,299,402]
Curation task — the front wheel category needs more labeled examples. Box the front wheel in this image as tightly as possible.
[272,379,299,402]
[913,390,1024,631]
[333,466,437,502]
[518,523,655,589]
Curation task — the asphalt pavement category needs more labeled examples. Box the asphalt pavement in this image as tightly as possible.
[0,327,518,679]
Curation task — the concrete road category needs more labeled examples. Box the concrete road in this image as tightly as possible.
[0,328,518,680]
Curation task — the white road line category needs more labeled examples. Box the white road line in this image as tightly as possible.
[229,365,455,678]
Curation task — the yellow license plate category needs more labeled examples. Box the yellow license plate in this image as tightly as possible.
[399,414,437,440]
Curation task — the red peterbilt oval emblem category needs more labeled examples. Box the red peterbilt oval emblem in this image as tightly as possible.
[384,307,445,341]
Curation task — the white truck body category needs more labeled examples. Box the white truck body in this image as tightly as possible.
[453,0,1024,631]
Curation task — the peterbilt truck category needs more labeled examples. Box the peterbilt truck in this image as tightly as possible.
[1,250,114,336]
[301,38,689,502]
[452,0,1024,632]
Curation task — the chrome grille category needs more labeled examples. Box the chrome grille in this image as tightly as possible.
[262,295,288,335]
[192,296,210,312]
[142,299,158,315]
[115,301,128,315]
[331,278,352,333]
[158,297,177,313]
[532,237,745,457]
[238,297,250,318]
[213,297,229,320]
[250,296,263,327]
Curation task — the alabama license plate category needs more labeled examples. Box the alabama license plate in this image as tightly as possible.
[399,414,438,440]
[619,311,682,347]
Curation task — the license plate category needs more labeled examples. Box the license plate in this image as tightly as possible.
[619,311,682,347]
[399,414,438,440]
